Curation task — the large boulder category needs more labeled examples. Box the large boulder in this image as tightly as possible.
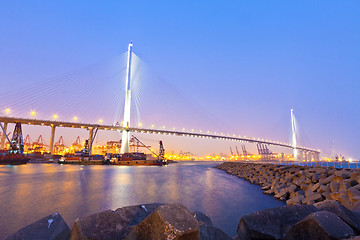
[125,203,200,240]
[69,203,163,240]
[5,212,70,240]
[237,204,318,240]
[192,211,232,240]
[314,200,360,234]
[284,211,354,240]
[199,225,232,240]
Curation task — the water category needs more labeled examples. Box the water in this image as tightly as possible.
[0,162,285,238]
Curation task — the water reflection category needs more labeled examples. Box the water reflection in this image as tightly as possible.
[0,162,284,238]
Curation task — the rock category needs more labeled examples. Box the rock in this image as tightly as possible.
[69,203,163,240]
[126,203,199,240]
[348,187,360,199]
[330,181,340,193]
[5,212,70,240]
[237,204,318,240]
[339,182,351,192]
[286,195,305,205]
[199,225,232,240]
[351,196,360,205]
[335,170,352,179]
[330,191,347,201]
[284,211,354,240]
[263,189,274,195]
[322,191,332,200]
[311,182,321,192]
[314,200,360,233]
[274,189,288,199]
[319,184,330,193]
[193,211,212,226]
[191,211,232,240]
[302,193,323,204]
[322,175,334,185]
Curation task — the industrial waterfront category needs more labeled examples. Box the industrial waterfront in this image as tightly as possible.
[0,161,285,238]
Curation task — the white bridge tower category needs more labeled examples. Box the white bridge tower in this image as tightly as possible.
[120,41,133,154]
[291,108,298,161]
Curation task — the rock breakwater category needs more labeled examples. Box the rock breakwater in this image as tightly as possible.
[216,162,360,210]
[5,203,231,240]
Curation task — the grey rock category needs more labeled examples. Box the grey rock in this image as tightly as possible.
[284,211,354,240]
[237,204,318,240]
[330,181,340,193]
[126,203,199,240]
[199,225,232,240]
[69,203,163,240]
[193,211,213,226]
[5,212,70,240]
[314,200,360,234]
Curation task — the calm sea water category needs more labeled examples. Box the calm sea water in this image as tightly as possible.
[0,162,285,238]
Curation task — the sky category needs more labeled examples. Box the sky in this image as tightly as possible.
[0,1,359,158]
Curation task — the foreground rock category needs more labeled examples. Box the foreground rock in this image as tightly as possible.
[69,203,163,240]
[5,212,70,240]
[238,203,360,240]
[216,162,360,210]
[284,211,354,240]
[237,204,318,240]
[126,203,199,239]
[7,203,231,240]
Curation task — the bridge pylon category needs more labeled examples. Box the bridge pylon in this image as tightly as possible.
[120,41,133,154]
[291,109,298,161]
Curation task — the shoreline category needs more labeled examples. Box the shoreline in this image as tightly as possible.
[216,162,360,210]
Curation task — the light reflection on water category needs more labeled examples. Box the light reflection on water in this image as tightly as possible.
[0,162,285,238]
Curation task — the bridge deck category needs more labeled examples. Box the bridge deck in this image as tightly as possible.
[0,116,320,153]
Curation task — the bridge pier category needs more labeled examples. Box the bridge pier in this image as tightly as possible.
[314,152,320,161]
[49,125,56,154]
[298,150,303,161]
[0,122,8,150]
[88,128,94,155]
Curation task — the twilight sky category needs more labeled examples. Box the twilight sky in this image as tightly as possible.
[0,1,359,158]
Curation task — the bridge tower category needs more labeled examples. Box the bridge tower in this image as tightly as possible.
[120,41,133,154]
[291,108,298,161]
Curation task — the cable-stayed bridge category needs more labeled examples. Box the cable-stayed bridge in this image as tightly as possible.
[0,42,320,161]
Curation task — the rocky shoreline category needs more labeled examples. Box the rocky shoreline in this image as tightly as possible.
[216,162,360,210]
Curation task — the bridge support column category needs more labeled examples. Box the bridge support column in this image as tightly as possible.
[49,125,56,155]
[1,122,8,150]
[298,151,303,161]
[88,128,94,155]
[314,152,320,162]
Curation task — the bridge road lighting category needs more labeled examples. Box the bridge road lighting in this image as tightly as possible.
[73,116,78,121]
[53,114,58,120]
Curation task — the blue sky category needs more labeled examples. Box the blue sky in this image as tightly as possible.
[0,1,359,158]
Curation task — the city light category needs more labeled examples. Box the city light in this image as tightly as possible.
[99,119,103,123]
[5,108,10,114]
[30,110,36,116]
[53,114,58,119]
[73,116,78,121]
